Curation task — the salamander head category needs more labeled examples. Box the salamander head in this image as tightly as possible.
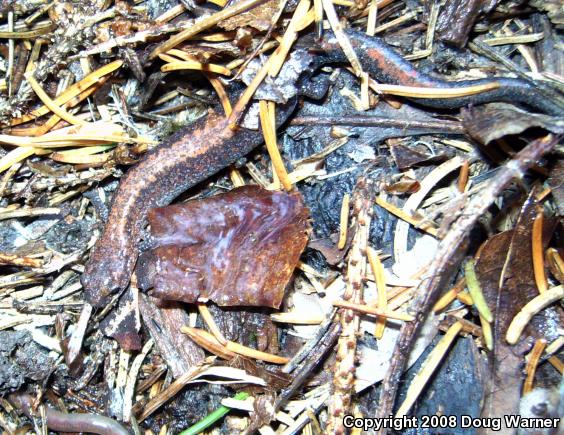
[82,247,133,307]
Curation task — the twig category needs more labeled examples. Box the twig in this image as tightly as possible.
[149,0,267,59]
[376,135,560,433]
[290,115,465,133]
[328,175,376,433]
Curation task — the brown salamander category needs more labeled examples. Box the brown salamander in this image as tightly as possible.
[82,109,283,306]
[82,30,562,307]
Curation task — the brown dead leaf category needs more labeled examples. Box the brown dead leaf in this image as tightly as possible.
[475,191,563,423]
[461,103,564,145]
[389,141,448,170]
[100,288,142,351]
[137,186,310,308]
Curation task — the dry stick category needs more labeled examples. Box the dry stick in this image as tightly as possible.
[149,0,266,59]
[289,115,465,134]
[375,134,560,433]
[328,177,374,434]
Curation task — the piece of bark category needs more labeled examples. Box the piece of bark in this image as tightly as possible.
[435,0,499,47]
[389,142,448,170]
[308,231,353,266]
[139,294,204,378]
[100,288,142,351]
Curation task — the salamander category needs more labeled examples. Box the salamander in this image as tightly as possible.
[82,105,295,306]
[314,28,563,115]
[82,29,562,307]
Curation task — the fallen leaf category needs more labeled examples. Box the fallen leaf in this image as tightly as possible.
[137,186,310,308]
[476,192,563,422]
[462,103,564,145]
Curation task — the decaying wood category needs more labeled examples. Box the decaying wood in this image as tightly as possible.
[139,294,205,378]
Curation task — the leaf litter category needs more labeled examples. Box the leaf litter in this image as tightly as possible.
[0,0,562,434]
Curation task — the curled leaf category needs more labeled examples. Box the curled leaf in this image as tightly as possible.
[137,186,310,308]
[462,103,564,144]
